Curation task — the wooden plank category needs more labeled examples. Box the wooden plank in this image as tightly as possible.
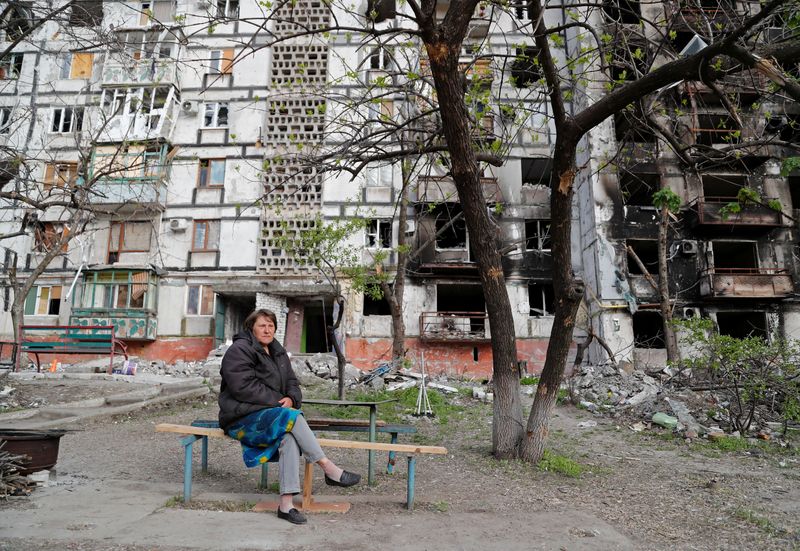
[156,423,226,438]
[317,438,447,455]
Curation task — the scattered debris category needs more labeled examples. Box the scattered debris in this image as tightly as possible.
[577,420,597,429]
[651,412,678,430]
[0,441,33,497]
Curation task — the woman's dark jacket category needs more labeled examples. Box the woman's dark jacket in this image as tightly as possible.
[218,330,302,431]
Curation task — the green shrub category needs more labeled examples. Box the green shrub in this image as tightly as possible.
[676,319,800,433]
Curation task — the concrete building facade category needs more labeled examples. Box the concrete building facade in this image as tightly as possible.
[0,0,797,375]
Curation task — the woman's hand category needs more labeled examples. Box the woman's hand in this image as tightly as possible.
[278,396,294,408]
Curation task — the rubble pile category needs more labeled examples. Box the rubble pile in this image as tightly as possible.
[569,362,796,442]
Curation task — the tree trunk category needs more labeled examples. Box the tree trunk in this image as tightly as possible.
[426,43,523,457]
[519,142,584,462]
[387,164,410,364]
[658,205,679,362]
[329,295,347,399]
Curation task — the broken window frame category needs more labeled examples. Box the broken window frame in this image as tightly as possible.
[24,285,62,316]
[215,0,239,19]
[510,46,542,88]
[524,219,552,251]
[186,284,215,315]
[365,218,393,249]
[33,222,68,253]
[0,53,23,79]
[43,162,79,190]
[0,107,13,134]
[202,102,229,128]
[528,282,554,317]
[633,310,665,349]
[50,107,85,134]
[435,211,468,251]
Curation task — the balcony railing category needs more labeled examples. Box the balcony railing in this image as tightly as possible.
[419,311,490,342]
[70,309,158,340]
[690,196,784,229]
[700,267,793,298]
[88,145,170,208]
[102,59,179,86]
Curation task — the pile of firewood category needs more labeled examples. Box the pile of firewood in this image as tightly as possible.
[0,441,32,497]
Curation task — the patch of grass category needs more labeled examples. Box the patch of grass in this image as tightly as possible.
[171,499,257,512]
[732,507,781,537]
[431,500,449,512]
[520,376,540,386]
[707,436,752,452]
[164,495,182,508]
[537,449,585,478]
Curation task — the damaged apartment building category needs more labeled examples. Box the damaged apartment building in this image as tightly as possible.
[0,0,798,375]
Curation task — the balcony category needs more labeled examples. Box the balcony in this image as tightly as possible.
[419,311,489,342]
[670,1,745,31]
[460,58,493,84]
[102,59,179,86]
[417,175,502,203]
[69,268,160,340]
[689,197,784,232]
[699,267,793,298]
[88,143,170,209]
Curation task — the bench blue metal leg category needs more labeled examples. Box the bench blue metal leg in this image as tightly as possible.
[406,456,416,510]
[180,434,201,503]
[387,432,398,474]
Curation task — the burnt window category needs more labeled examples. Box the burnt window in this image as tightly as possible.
[603,0,641,23]
[716,311,767,340]
[788,172,800,210]
[610,44,649,81]
[70,0,103,26]
[620,169,659,206]
[525,219,551,251]
[521,157,551,186]
[701,174,748,201]
[711,241,758,270]
[363,291,392,316]
[633,311,665,348]
[528,283,554,317]
[2,3,33,41]
[511,0,533,20]
[626,239,658,275]
[695,114,740,146]
[436,211,467,249]
[511,47,542,88]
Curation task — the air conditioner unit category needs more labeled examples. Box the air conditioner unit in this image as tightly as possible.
[680,240,698,255]
[169,218,188,231]
[181,100,197,113]
[765,27,789,42]
[682,307,701,319]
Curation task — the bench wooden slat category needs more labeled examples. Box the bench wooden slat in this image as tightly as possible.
[154,423,446,454]
[317,438,446,455]
[157,423,225,437]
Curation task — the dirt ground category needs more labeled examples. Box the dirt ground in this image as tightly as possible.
[0,376,151,409]
[1,379,799,550]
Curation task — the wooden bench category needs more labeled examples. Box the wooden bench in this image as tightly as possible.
[192,418,417,475]
[155,422,446,510]
[17,325,128,374]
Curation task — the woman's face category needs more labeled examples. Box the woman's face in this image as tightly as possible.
[252,315,276,347]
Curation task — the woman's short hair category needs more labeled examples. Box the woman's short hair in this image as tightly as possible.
[244,309,278,331]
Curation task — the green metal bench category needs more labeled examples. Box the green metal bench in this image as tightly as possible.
[18,325,128,374]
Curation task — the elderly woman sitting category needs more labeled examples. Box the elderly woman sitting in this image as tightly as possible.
[218,308,360,524]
